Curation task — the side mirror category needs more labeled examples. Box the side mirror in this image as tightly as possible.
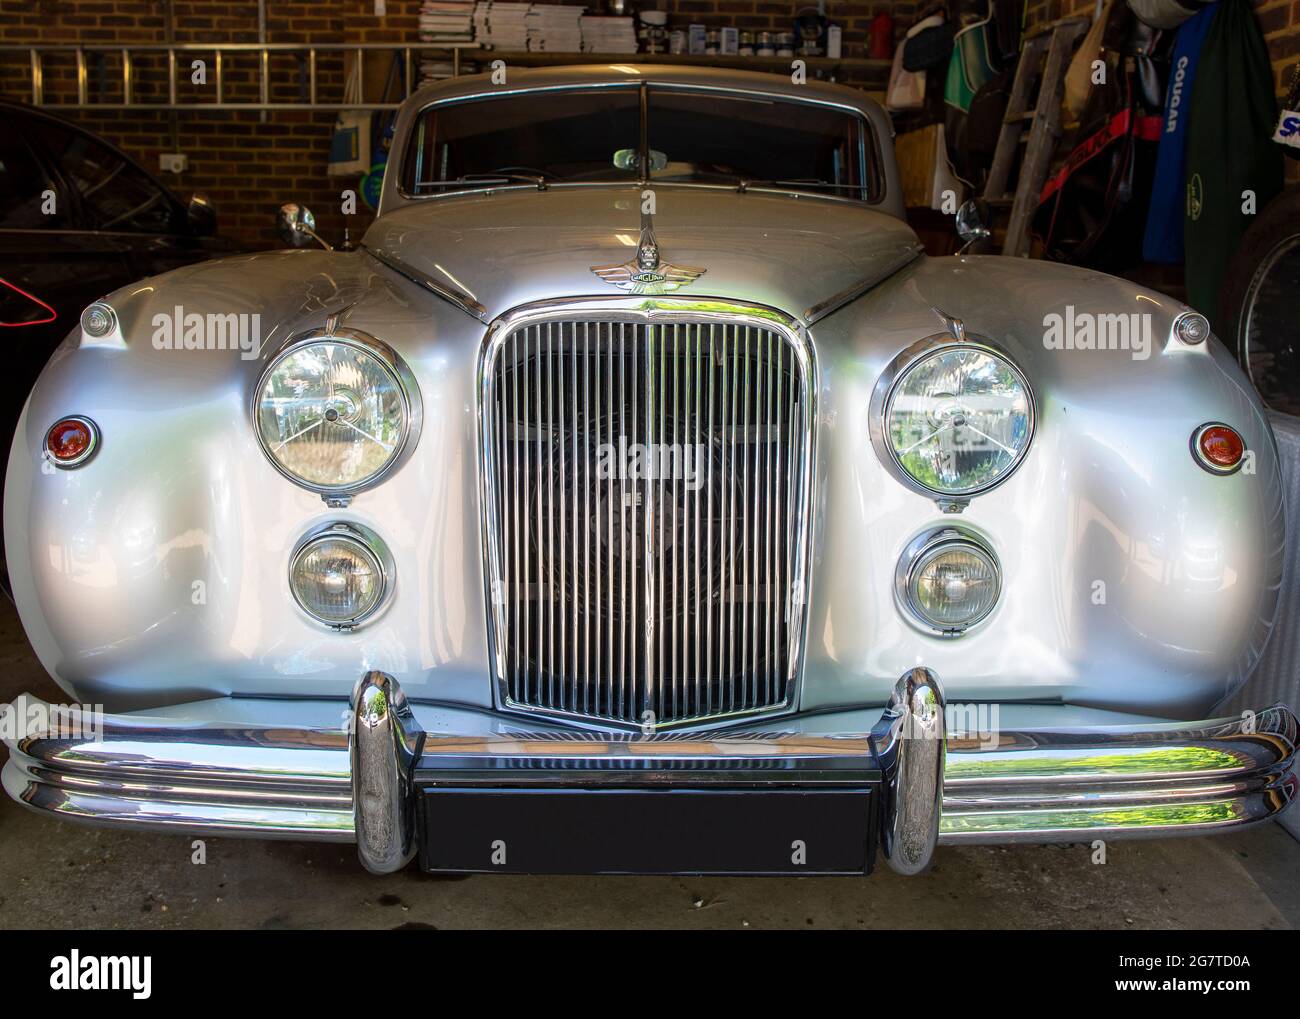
[955,199,992,253]
[276,202,332,251]
[187,192,217,237]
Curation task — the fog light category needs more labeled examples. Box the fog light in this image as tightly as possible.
[43,416,99,468]
[1191,422,1245,475]
[289,523,392,628]
[897,527,1000,635]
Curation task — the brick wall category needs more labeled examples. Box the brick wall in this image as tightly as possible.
[0,0,912,250]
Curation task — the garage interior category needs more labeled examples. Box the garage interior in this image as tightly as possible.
[1,0,1299,930]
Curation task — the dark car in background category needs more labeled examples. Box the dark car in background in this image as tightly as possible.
[0,100,233,574]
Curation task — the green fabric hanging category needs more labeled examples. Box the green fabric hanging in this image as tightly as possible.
[1183,0,1283,330]
[944,17,998,114]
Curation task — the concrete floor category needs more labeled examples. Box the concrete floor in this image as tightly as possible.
[0,598,1297,930]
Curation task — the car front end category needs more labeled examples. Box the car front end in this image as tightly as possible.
[3,67,1295,876]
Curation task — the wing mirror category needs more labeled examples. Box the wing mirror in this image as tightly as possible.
[187,192,217,237]
[276,202,333,251]
[613,148,668,173]
[955,199,992,253]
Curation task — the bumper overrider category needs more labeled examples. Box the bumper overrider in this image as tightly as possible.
[2,669,1296,875]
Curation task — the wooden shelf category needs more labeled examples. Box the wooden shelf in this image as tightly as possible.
[452,49,891,76]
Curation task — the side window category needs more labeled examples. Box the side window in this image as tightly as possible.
[0,134,64,229]
[30,120,178,234]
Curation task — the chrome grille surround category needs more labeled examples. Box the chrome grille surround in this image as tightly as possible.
[477,297,816,731]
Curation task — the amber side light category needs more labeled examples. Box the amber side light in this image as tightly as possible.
[44,416,99,468]
[1192,423,1245,475]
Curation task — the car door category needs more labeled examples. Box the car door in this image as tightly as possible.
[23,115,210,281]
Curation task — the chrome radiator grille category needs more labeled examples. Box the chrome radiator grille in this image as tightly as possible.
[480,311,813,728]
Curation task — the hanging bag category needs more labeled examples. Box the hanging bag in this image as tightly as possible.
[328,57,372,176]
[903,20,958,72]
[1141,5,1215,263]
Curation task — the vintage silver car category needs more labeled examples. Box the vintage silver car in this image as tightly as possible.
[3,66,1296,876]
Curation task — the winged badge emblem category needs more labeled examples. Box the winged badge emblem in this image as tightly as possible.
[591,223,706,295]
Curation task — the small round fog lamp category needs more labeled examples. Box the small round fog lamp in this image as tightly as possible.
[289,523,392,628]
[897,527,1001,635]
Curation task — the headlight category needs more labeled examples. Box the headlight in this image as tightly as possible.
[255,329,420,498]
[896,527,1001,634]
[881,343,1033,499]
[289,523,392,628]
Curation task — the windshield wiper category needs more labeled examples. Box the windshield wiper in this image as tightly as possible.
[735,178,866,196]
[417,172,549,192]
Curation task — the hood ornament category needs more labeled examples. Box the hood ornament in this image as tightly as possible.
[591,217,706,295]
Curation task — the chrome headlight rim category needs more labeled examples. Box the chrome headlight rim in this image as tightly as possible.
[253,327,423,498]
[288,521,395,629]
[894,525,1002,636]
[869,333,1036,503]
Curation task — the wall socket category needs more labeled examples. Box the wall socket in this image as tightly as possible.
[159,153,189,174]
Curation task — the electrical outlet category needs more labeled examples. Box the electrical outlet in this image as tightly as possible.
[159,153,189,174]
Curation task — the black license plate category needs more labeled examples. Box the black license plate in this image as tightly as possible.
[417,787,875,875]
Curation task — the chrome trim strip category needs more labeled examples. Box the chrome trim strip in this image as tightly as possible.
[362,244,489,323]
[1,703,353,841]
[803,243,923,325]
[939,704,1298,842]
[475,296,819,732]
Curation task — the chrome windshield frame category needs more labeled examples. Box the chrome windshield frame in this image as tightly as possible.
[396,79,881,206]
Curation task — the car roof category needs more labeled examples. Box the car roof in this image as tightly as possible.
[402,63,889,121]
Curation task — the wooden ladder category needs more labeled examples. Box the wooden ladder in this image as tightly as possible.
[982,16,1091,257]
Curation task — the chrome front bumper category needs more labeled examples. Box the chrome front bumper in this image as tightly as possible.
[3,669,1296,875]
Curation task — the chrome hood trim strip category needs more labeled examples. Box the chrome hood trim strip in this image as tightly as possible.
[363,243,489,323]
[804,242,924,325]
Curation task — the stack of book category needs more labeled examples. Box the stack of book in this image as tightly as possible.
[526,4,585,52]
[580,15,639,54]
[473,2,533,51]
[418,57,478,86]
[417,0,476,44]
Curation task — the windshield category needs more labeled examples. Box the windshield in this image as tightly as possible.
[402,84,876,200]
